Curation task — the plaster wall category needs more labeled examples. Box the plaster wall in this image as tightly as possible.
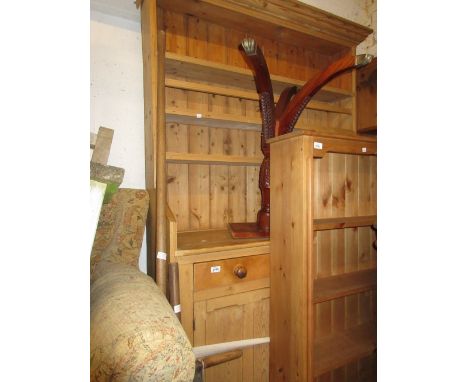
[90,10,147,273]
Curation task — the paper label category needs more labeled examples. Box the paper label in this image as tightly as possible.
[362,147,367,153]
[313,141,323,150]
[173,304,181,314]
[156,251,167,261]
[211,266,221,273]
[196,113,202,119]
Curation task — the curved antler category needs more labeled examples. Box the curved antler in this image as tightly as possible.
[277,53,373,135]
[240,38,275,150]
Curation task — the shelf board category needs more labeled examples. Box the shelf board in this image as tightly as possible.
[166,152,263,166]
[314,269,376,304]
[166,107,261,131]
[165,78,352,115]
[176,229,269,257]
[314,322,376,377]
[166,53,353,104]
[313,215,376,230]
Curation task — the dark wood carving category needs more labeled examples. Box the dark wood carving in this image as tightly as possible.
[229,38,373,238]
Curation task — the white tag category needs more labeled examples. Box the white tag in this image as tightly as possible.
[173,304,181,314]
[313,141,323,150]
[211,265,221,273]
[362,147,367,153]
[156,251,167,261]
[196,113,202,119]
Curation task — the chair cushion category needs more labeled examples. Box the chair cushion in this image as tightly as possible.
[91,189,149,279]
[91,262,195,382]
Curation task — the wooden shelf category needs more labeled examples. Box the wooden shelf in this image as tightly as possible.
[166,78,352,115]
[166,152,263,166]
[314,322,377,377]
[314,215,376,230]
[176,229,269,257]
[166,107,261,131]
[314,269,376,303]
[166,53,353,104]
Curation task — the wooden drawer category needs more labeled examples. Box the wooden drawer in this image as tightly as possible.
[194,254,269,292]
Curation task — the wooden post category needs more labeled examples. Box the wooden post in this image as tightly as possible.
[140,0,168,294]
[155,9,168,295]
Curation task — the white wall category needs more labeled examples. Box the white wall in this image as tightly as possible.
[90,10,147,273]
[299,0,377,56]
[90,1,376,274]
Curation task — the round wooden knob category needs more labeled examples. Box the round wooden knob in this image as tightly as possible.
[233,265,247,279]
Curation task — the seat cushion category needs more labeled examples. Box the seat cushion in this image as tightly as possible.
[91,189,149,279]
[91,262,195,382]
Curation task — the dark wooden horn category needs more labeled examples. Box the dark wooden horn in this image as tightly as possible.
[278,54,373,135]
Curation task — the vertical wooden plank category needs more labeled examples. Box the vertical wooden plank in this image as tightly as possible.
[253,297,269,381]
[140,0,158,279]
[227,128,247,222]
[166,122,189,230]
[331,366,347,382]
[358,156,371,215]
[164,10,186,55]
[165,87,188,111]
[256,36,278,76]
[245,126,261,222]
[209,127,229,228]
[193,300,207,346]
[188,125,210,229]
[346,360,359,382]
[276,41,290,78]
[242,302,254,382]
[155,11,168,294]
[186,16,208,59]
[358,290,372,326]
[314,155,332,219]
[91,126,114,165]
[270,135,312,381]
[205,305,244,382]
[179,262,194,344]
[225,29,248,68]
[358,226,372,270]
[315,228,332,342]
[206,23,226,64]
[369,155,377,215]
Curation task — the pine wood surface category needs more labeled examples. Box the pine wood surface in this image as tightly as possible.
[270,134,376,380]
[314,321,376,377]
[314,215,376,231]
[166,52,353,103]
[159,0,372,54]
[314,269,376,303]
[140,0,159,279]
[176,229,268,256]
[194,288,270,382]
[141,3,375,379]
[163,9,364,233]
[194,254,269,292]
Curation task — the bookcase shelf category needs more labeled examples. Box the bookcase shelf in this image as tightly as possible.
[314,215,376,231]
[166,52,353,105]
[166,152,263,166]
[314,268,376,303]
[314,322,377,377]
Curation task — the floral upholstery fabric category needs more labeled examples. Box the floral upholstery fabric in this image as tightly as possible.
[91,189,195,382]
[91,189,148,281]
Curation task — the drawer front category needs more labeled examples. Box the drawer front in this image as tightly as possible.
[194,254,269,292]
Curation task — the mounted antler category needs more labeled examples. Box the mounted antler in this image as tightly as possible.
[228,38,373,238]
[277,53,373,135]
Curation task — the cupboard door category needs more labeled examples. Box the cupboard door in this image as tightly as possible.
[194,289,270,382]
